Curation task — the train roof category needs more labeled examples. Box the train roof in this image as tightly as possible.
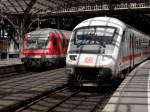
[28,28,57,35]
[27,28,71,37]
[27,28,71,39]
[74,17,126,30]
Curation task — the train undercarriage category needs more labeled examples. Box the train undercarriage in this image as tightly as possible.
[66,66,112,87]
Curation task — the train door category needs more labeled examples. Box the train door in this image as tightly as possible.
[58,31,69,55]
[61,32,68,55]
[129,32,135,68]
[49,32,59,55]
[57,31,66,55]
[119,30,126,71]
[121,29,130,69]
[55,31,63,55]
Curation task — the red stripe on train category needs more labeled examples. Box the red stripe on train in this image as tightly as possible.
[122,51,150,61]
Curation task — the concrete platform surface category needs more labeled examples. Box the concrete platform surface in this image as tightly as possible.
[102,60,150,112]
[0,58,22,67]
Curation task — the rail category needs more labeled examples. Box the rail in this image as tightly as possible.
[2,84,67,112]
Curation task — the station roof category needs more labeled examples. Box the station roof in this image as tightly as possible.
[0,0,149,15]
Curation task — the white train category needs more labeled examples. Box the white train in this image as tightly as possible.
[66,17,150,87]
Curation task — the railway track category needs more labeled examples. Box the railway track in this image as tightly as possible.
[16,86,80,112]
[51,87,115,112]
[0,71,36,81]
[14,85,117,112]
[0,65,64,81]
[3,84,68,112]
[0,66,120,112]
[0,68,67,112]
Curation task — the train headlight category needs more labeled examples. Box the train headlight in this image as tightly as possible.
[69,55,77,61]
[103,57,110,61]
[102,55,112,61]
[101,55,114,66]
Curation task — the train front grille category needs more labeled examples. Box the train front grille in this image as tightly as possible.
[74,67,112,81]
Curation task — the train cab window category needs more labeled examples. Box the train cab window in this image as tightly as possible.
[74,26,116,45]
[26,35,49,50]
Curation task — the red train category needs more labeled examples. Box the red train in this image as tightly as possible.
[20,28,71,67]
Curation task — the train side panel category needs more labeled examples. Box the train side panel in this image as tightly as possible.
[119,27,150,74]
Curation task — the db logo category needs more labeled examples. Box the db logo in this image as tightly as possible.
[84,57,93,63]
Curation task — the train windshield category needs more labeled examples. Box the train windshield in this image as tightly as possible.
[74,26,116,45]
[27,36,49,50]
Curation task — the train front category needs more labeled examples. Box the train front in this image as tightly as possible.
[66,18,122,87]
[21,29,51,67]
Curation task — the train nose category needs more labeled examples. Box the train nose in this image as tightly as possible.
[79,54,113,67]
[67,54,114,68]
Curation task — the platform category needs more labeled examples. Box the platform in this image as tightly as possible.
[102,60,150,112]
[0,58,24,75]
[0,58,22,67]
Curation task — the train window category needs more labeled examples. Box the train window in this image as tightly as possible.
[27,39,37,49]
[26,37,49,50]
[37,38,48,49]
[74,26,116,45]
